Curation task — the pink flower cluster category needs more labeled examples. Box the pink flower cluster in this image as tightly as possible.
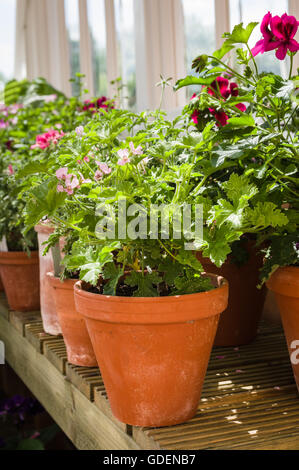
[31,129,64,150]
[56,167,80,195]
[252,12,299,60]
[94,162,112,181]
[117,141,143,166]
[191,77,246,127]
[82,97,114,113]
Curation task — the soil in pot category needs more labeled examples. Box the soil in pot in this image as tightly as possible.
[0,251,40,311]
[74,274,228,427]
[267,266,299,392]
[47,272,97,367]
[198,240,266,346]
[34,224,62,335]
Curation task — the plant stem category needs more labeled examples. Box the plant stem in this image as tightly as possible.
[289,54,294,80]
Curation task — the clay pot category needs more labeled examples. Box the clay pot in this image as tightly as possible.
[0,274,4,292]
[47,273,97,367]
[198,243,266,346]
[74,274,228,427]
[267,266,299,392]
[0,251,40,311]
[34,224,61,335]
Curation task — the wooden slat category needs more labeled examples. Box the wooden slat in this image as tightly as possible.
[44,339,67,374]
[66,363,102,401]
[0,295,298,451]
[24,322,61,353]
[0,313,139,450]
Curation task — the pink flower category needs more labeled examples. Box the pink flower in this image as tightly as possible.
[96,162,111,174]
[206,77,246,127]
[94,170,103,180]
[83,156,90,162]
[56,167,68,180]
[65,174,80,194]
[252,12,299,60]
[191,109,199,124]
[117,148,131,165]
[78,172,92,184]
[0,120,8,129]
[31,129,64,150]
[57,184,64,192]
[129,141,143,155]
[75,125,84,136]
[8,164,14,175]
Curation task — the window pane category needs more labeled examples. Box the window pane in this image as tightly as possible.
[182,0,216,97]
[114,0,136,109]
[87,0,107,96]
[64,0,80,95]
[229,0,289,76]
[0,0,16,83]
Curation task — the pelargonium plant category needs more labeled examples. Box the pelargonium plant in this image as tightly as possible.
[21,102,289,295]
[0,77,114,252]
[175,12,298,276]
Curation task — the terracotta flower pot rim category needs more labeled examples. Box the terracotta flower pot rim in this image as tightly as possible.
[47,272,77,290]
[0,250,38,265]
[34,222,54,235]
[74,274,228,324]
[266,266,299,299]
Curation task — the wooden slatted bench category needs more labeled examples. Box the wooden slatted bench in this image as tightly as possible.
[0,295,298,450]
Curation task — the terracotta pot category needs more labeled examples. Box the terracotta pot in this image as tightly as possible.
[0,251,40,311]
[0,274,4,292]
[47,272,97,367]
[34,224,61,335]
[198,242,266,346]
[267,266,299,392]
[74,274,228,427]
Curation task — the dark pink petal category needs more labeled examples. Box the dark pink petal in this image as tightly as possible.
[191,109,199,124]
[281,14,298,39]
[260,11,273,41]
[235,103,246,112]
[214,110,229,126]
[230,82,239,96]
[270,15,285,39]
[251,39,266,56]
[288,38,299,53]
[275,43,288,60]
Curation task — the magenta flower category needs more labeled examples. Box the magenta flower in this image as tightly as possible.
[204,77,246,127]
[83,156,90,162]
[252,12,299,60]
[190,109,199,124]
[31,129,64,150]
[0,120,8,129]
[8,164,14,175]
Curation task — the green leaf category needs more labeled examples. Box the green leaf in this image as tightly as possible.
[102,263,123,295]
[226,115,255,128]
[125,271,162,297]
[225,22,259,44]
[174,74,220,91]
[244,202,289,229]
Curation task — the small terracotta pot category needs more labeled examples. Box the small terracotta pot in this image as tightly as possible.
[74,274,228,427]
[267,266,299,393]
[198,242,266,346]
[47,272,97,367]
[0,274,4,292]
[0,251,40,311]
[35,224,61,335]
